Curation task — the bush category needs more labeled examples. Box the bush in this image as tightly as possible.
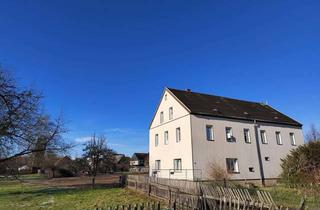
[281,141,320,186]
[207,161,230,181]
[58,168,74,177]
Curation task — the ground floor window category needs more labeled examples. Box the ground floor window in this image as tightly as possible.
[155,160,161,170]
[226,158,239,173]
[173,159,182,171]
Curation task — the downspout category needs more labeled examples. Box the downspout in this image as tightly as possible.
[254,119,265,186]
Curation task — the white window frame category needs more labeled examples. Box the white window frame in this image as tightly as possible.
[173,159,182,172]
[226,158,239,173]
[176,127,181,142]
[164,131,169,145]
[169,107,173,120]
[226,127,234,142]
[155,134,159,147]
[244,128,251,143]
[155,160,161,170]
[160,111,164,124]
[276,131,282,145]
[206,125,214,141]
[290,132,296,146]
[260,130,268,144]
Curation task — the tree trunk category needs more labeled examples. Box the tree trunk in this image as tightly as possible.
[92,175,96,189]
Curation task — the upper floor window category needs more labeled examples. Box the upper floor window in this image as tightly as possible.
[244,129,251,143]
[155,134,159,147]
[260,130,268,144]
[226,127,235,142]
[206,125,214,141]
[176,127,181,142]
[164,131,169,145]
[169,107,173,120]
[160,111,164,124]
[290,132,296,146]
[155,160,161,170]
[276,131,282,145]
[173,159,182,171]
[226,158,239,173]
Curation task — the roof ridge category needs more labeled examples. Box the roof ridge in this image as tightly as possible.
[167,87,261,105]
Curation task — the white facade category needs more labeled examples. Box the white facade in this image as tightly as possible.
[149,88,304,182]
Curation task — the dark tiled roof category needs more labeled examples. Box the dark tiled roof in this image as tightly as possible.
[132,153,149,160]
[168,88,302,127]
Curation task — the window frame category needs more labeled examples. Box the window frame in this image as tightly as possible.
[160,111,164,124]
[226,158,239,173]
[290,132,296,146]
[173,158,182,172]
[206,125,214,141]
[276,131,283,145]
[155,160,161,170]
[260,130,268,144]
[244,128,251,143]
[155,134,159,147]
[226,127,234,142]
[164,131,169,145]
[176,127,181,142]
[169,107,173,120]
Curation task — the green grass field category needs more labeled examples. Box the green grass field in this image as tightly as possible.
[261,184,320,209]
[0,177,157,210]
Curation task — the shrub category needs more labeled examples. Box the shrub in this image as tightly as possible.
[281,141,320,186]
[207,161,230,181]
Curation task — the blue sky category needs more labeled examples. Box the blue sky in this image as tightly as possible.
[0,1,319,157]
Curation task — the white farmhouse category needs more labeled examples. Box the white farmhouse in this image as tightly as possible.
[149,88,303,185]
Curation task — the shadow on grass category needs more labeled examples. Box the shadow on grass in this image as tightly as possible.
[0,183,121,198]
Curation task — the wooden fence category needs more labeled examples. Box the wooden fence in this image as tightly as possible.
[127,175,305,210]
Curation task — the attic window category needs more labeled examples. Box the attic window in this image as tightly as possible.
[244,112,248,115]
[164,94,167,101]
[274,116,278,119]
[212,108,218,112]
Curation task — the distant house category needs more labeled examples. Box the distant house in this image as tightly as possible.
[149,88,304,184]
[130,153,149,173]
[114,154,125,164]
[45,156,73,178]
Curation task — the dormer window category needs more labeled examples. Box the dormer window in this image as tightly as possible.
[169,107,173,120]
[160,111,164,124]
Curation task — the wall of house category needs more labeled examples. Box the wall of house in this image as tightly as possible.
[149,89,194,180]
[190,115,304,181]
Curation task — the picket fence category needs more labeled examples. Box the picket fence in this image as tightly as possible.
[126,175,306,210]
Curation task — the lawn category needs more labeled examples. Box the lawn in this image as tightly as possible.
[0,176,157,210]
[261,184,320,209]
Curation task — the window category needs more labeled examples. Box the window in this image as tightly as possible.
[169,107,173,120]
[155,134,159,147]
[260,130,268,144]
[164,94,167,101]
[206,125,214,141]
[226,127,234,142]
[155,160,161,170]
[160,111,164,124]
[276,131,282,145]
[249,167,254,172]
[173,159,182,171]
[226,158,239,173]
[244,129,251,143]
[290,133,296,146]
[265,156,270,161]
[164,131,169,145]
[176,127,181,142]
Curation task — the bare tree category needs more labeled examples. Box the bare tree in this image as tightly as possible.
[305,124,320,142]
[83,134,114,188]
[0,67,68,164]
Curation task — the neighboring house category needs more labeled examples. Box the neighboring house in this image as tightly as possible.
[45,156,73,178]
[114,154,125,164]
[130,153,149,173]
[149,88,303,184]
